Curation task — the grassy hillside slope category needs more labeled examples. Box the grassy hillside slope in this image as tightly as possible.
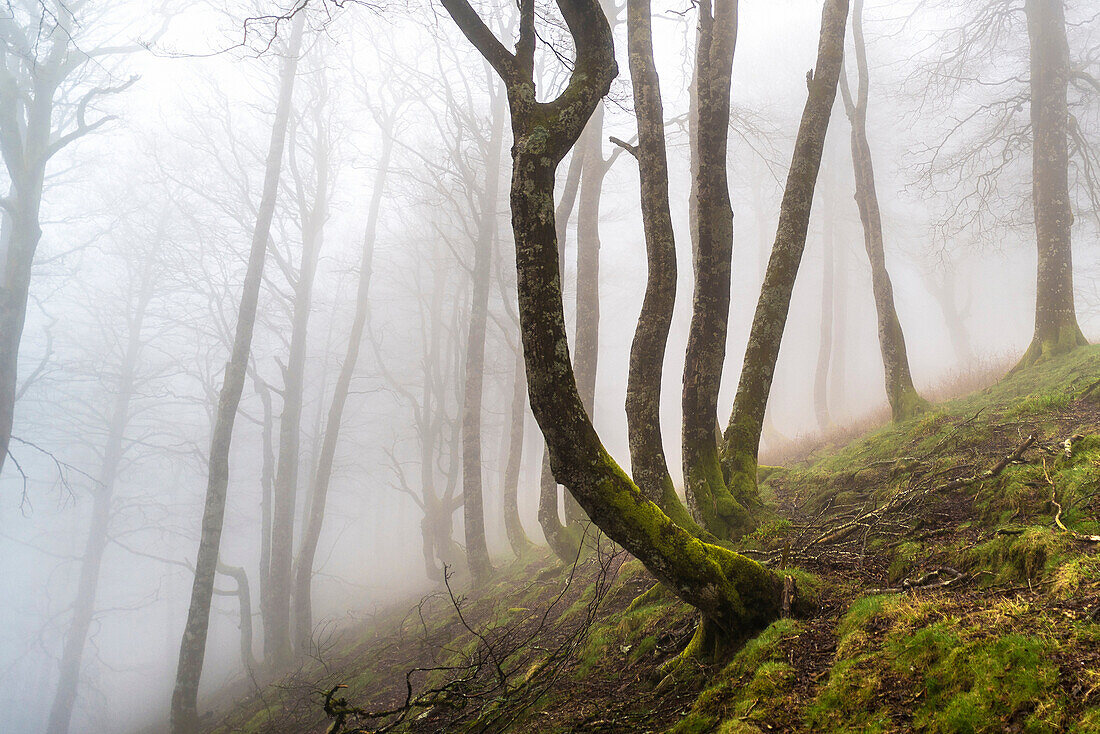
[202,346,1100,734]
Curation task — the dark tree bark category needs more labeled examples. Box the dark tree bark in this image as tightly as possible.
[538,136,585,560]
[722,0,850,506]
[838,0,926,421]
[291,110,393,651]
[267,72,330,668]
[170,15,304,734]
[622,0,703,535]
[502,346,532,554]
[45,262,154,734]
[1016,0,1086,368]
[460,86,507,584]
[682,0,745,539]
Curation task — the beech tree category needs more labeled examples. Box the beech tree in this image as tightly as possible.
[440,0,849,663]
[171,13,304,733]
[0,1,158,479]
[292,98,396,652]
[837,0,926,421]
[912,0,1099,369]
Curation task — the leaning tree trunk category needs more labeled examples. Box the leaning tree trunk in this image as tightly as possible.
[1017,0,1086,369]
[171,15,303,734]
[538,141,585,560]
[46,269,153,734]
[291,119,392,651]
[460,87,507,584]
[682,0,746,540]
[722,0,849,507]
[838,0,926,421]
[622,0,704,536]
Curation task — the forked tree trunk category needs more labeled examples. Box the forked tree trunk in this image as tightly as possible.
[622,0,703,535]
[46,266,154,734]
[170,16,304,734]
[723,0,850,508]
[442,0,848,667]
[291,118,393,651]
[838,0,926,421]
[1017,0,1086,368]
[682,0,746,540]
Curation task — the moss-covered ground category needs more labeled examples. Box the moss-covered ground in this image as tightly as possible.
[199,346,1100,733]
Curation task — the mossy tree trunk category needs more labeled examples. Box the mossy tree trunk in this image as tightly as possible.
[171,14,304,734]
[681,0,747,540]
[623,0,705,536]
[441,0,799,662]
[838,0,927,422]
[1017,0,1086,369]
[723,0,850,505]
[538,133,585,558]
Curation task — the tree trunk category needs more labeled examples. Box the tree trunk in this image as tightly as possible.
[443,0,806,668]
[682,0,745,539]
[0,192,42,480]
[1017,0,1085,368]
[460,88,507,584]
[814,164,836,432]
[539,126,585,559]
[291,120,392,652]
[723,0,849,505]
[252,375,276,658]
[623,0,702,535]
[45,267,153,734]
[267,73,329,667]
[838,0,926,421]
[502,346,532,554]
[170,16,303,734]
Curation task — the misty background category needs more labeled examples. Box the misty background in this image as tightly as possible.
[1,0,1097,732]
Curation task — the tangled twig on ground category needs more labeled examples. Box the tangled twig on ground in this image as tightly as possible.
[320,529,626,734]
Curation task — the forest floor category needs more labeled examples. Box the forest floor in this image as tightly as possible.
[201,345,1100,734]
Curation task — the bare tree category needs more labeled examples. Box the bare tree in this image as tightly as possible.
[292,99,396,651]
[621,0,704,534]
[171,13,304,733]
[838,0,927,421]
[681,0,744,540]
[44,236,159,734]
[266,50,333,669]
[441,0,850,665]
[1018,0,1087,366]
[0,1,153,479]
